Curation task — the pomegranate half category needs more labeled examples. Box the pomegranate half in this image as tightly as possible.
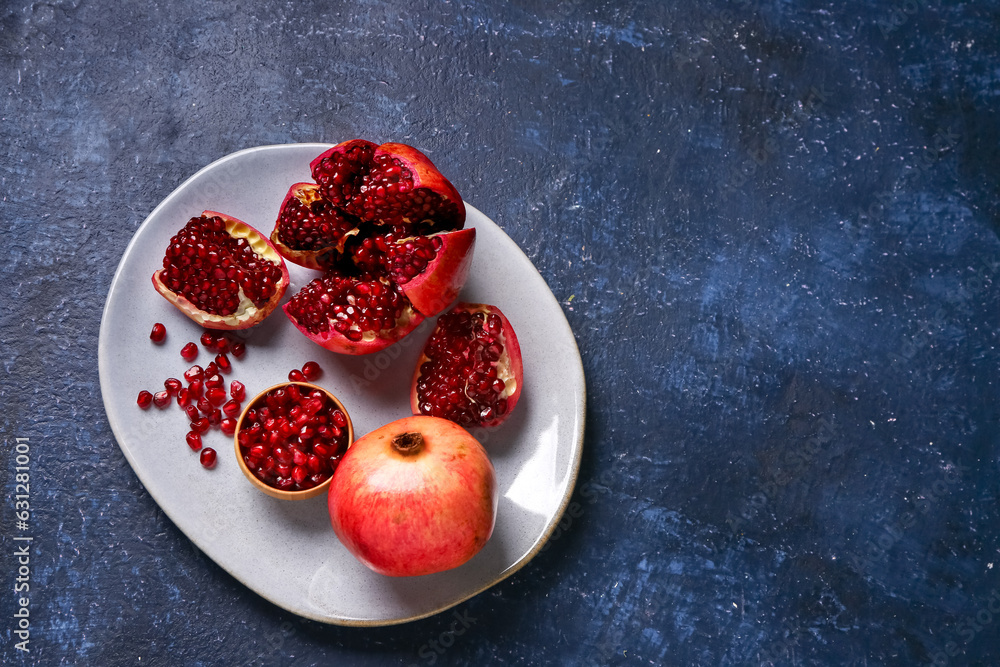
[411,303,523,428]
[327,415,498,577]
[153,211,290,330]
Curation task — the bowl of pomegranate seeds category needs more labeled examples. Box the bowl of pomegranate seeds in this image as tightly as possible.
[234,382,353,500]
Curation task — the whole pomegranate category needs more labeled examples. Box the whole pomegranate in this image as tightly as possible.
[411,303,523,427]
[327,415,497,577]
[152,211,289,329]
[275,140,475,355]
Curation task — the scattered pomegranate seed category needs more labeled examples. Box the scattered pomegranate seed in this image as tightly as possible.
[301,361,322,381]
[164,378,182,396]
[186,431,203,451]
[230,380,246,402]
[197,395,212,414]
[205,374,225,391]
[205,362,219,377]
[191,417,210,434]
[231,341,246,358]
[183,365,204,382]
[206,387,228,406]
[184,405,200,421]
[220,418,237,436]
[206,408,223,425]
[222,399,241,418]
[188,378,204,398]
[200,331,218,350]
[177,387,192,407]
[137,390,153,409]
[215,337,230,354]
[200,448,217,468]
[152,391,171,408]
[215,354,232,374]
[288,369,306,382]
[150,323,167,343]
[180,342,198,361]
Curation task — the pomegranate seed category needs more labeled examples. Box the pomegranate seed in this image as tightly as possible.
[301,361,322,381]
[222,399,241,418]
[200,331,218,350]
[206,408,222,425]
[150,323,166,343]
[215,354,232,374]
[177,387,192,407]
[188,378,204,398]
[204,362,219,377]
[152,391,171,408]
[206,387,227,406]
[137,390,153,409]
[288,369,306,382]
[186,431,203,451]
[220,418,237,436]
[200,448,217,468]
[191,417,210,434]
[215,336,230,354]
[230,380,246,402]
[180,342,198,361]
[164,378,182,396]
[205,374,225,391]
[183,365,204,382]
[197,396,212,414]
[231,341,246,358]
[184,405,200,421]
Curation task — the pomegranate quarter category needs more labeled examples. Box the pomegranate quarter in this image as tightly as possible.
[412,303,523,428]
[153,211,290,330]
[327,416,498,577]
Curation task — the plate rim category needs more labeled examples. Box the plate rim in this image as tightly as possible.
[98,143,586,626]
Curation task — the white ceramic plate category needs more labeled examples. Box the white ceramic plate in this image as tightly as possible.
[99,144,586,625]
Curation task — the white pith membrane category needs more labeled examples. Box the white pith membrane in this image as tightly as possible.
[494,335,518,399]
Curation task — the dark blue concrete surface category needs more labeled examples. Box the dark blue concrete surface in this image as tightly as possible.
[2,1,999,665]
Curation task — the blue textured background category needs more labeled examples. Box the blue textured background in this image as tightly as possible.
[2,1,999,665]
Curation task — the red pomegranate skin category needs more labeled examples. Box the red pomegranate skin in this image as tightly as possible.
[327,416,497,577]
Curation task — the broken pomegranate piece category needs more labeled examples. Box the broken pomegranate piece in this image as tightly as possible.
[283,271,423,355]
[271,182,360,269]
[309,139,378,210]
[274,141,474,354]
[152,211,289,330]
[411,303,523,428]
